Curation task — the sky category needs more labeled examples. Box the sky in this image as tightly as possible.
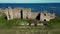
[0,0,60,3]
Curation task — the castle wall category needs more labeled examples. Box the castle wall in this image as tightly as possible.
[40,12,55,21]
[0,9,5,16]
[31,12,40,19]
[23,8,31,19]
[49,13,55,19]
[12,8,22,18]
[6,7,32,20]
[5,7,13,20]
[3,7,56,21]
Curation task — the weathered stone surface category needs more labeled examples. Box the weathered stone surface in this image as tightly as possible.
[40,11,55,21]
[0,7,56,21]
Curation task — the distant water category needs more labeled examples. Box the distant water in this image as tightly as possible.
[0,3,60,17]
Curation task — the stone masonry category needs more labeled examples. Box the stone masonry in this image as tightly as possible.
[0,7,56,21]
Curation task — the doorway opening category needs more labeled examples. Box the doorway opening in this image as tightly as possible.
[36,13,40,20]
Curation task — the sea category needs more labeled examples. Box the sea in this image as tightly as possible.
[0,3,60,17]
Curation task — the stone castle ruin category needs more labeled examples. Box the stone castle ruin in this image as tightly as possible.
[0,7,56,21]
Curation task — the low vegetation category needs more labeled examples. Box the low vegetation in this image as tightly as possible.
[0,13,60,34]
[0,13,28,29]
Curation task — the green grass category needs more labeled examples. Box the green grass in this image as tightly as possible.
[35,18,60,34]
[0,13,28,29]
[0,14,60,34]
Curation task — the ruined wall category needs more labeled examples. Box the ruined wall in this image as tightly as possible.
[31,12,40,19]
[12,8,22,18]
[40,12,56,21]
[23,8,31,19]
[5,7,13,20]
[49,13,55,19]
[1,7,56,21]
[5,7,32,20]
[0,9,5,16]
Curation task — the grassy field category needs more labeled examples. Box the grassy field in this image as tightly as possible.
[0,14,60,34]
[0,13,28,29]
